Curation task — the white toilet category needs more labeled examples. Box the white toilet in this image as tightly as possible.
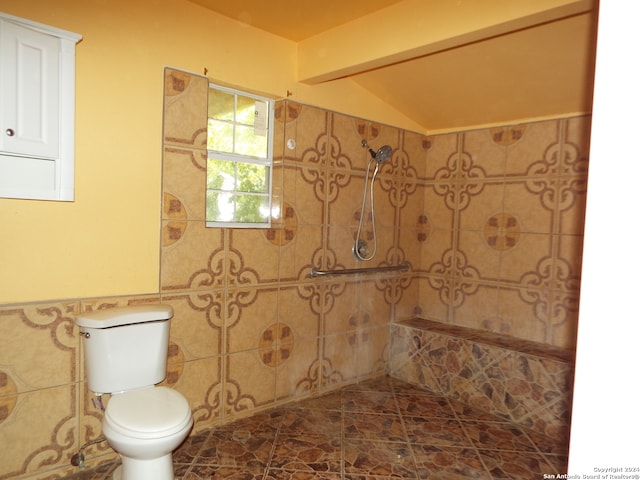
[76,305,193,480]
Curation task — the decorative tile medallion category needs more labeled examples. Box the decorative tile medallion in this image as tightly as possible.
[0,371,17,423]
[417,214,431,242]
[260,323,294,367]
[265,203,297,246]
[490,125,526,145]
[484,213,520,250]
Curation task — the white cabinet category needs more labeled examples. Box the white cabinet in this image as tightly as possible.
[0,12,81,201]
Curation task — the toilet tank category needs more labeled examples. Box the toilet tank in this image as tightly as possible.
[76,305,173,394]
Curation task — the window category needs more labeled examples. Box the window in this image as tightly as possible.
[206,83,274,228]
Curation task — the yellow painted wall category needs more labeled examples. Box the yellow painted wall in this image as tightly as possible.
[0,0,421,304]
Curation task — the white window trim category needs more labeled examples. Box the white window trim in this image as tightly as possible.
[205,83,275,229]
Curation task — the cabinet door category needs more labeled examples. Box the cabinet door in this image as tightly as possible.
[0,19,60,159]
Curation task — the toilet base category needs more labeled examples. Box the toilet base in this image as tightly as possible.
[114,453,175,480]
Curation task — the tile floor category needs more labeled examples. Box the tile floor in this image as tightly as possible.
[66,376,569,479]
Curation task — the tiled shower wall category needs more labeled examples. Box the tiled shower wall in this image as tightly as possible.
[416,118,589,349]
[0,66,589,480]
[159,67,421,422]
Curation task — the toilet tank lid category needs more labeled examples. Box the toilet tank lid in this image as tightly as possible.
[75,304,173,328]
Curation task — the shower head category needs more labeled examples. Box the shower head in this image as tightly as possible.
[375,145,392,163]
[361,139,392,164]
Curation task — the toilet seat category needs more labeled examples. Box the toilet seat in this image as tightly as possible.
[104,387,192,439]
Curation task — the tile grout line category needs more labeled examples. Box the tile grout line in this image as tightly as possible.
[340,389,346,480]
[445,394,496,478]
[391,380,421,479]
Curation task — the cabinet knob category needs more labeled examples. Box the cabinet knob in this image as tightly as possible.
[5,128,15,137]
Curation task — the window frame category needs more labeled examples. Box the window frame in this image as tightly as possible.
[205,82,275,229]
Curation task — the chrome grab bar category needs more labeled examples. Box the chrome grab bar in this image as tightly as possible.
[310,262,409,278]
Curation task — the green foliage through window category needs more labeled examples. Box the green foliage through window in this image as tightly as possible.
[206,84,273,227]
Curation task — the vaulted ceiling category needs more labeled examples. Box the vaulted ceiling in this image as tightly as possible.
[187,0,598,133]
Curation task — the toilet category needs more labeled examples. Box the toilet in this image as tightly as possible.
[76,305,193,480]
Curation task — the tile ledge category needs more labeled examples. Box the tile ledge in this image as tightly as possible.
[394,317,575,364]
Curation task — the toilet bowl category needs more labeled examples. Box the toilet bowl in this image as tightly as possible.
[102,386,193,480]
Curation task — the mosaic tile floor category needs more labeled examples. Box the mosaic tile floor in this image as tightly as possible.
[67,376,569,479]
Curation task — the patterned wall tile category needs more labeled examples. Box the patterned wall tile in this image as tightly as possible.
[275,336,321,401]
[398,183,427,233]
[418,274,452,323]
[0,303,81,477]
[371,225,398,265]
[227,230,281,286]
[326,113,361,172]
[322,332,359,387]
[397,129,430,182]
[547,291,580,348]
[421,115,589,348]
[398,225,422,272]
[499,232,553,283]
[225,349,276,418]
[282,165,325,226]
[160,220,226,292]
[281,103,329,169]
[323,281,359,336]
[277,285,322,340]
[367,177,398,230]
[162,147,207,221]
[356,324,390,378]
[451,282,501,332]
[504,121,560,175]
[393,275,420,322]
[277,223,323,282]
[0,385,77,479]
[558,180,588,235]
[163,68,208,149]
[326,225,361,270]
[503,182,554,233]
[458,230,502,280]
[0,302,79,392]
[458,182,506,233]
[161,293,223,360]
[497,287,551,345]
[358,279,394,326]
[327,168,366,227]
[423,184,456,233]
[425,133,460,180]
[462,128,508,178]
[226,287,278,354]
[330,112,373,173]
[175,357,222,431]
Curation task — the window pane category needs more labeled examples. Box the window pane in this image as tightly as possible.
[206,190,235,222]
[237,163,267,193]
[235,124,268,158]
[236,95,256,125]
[208,89,234,121]
[235,193,270,223]
[207,158,236,191]
[207,119,234,152]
